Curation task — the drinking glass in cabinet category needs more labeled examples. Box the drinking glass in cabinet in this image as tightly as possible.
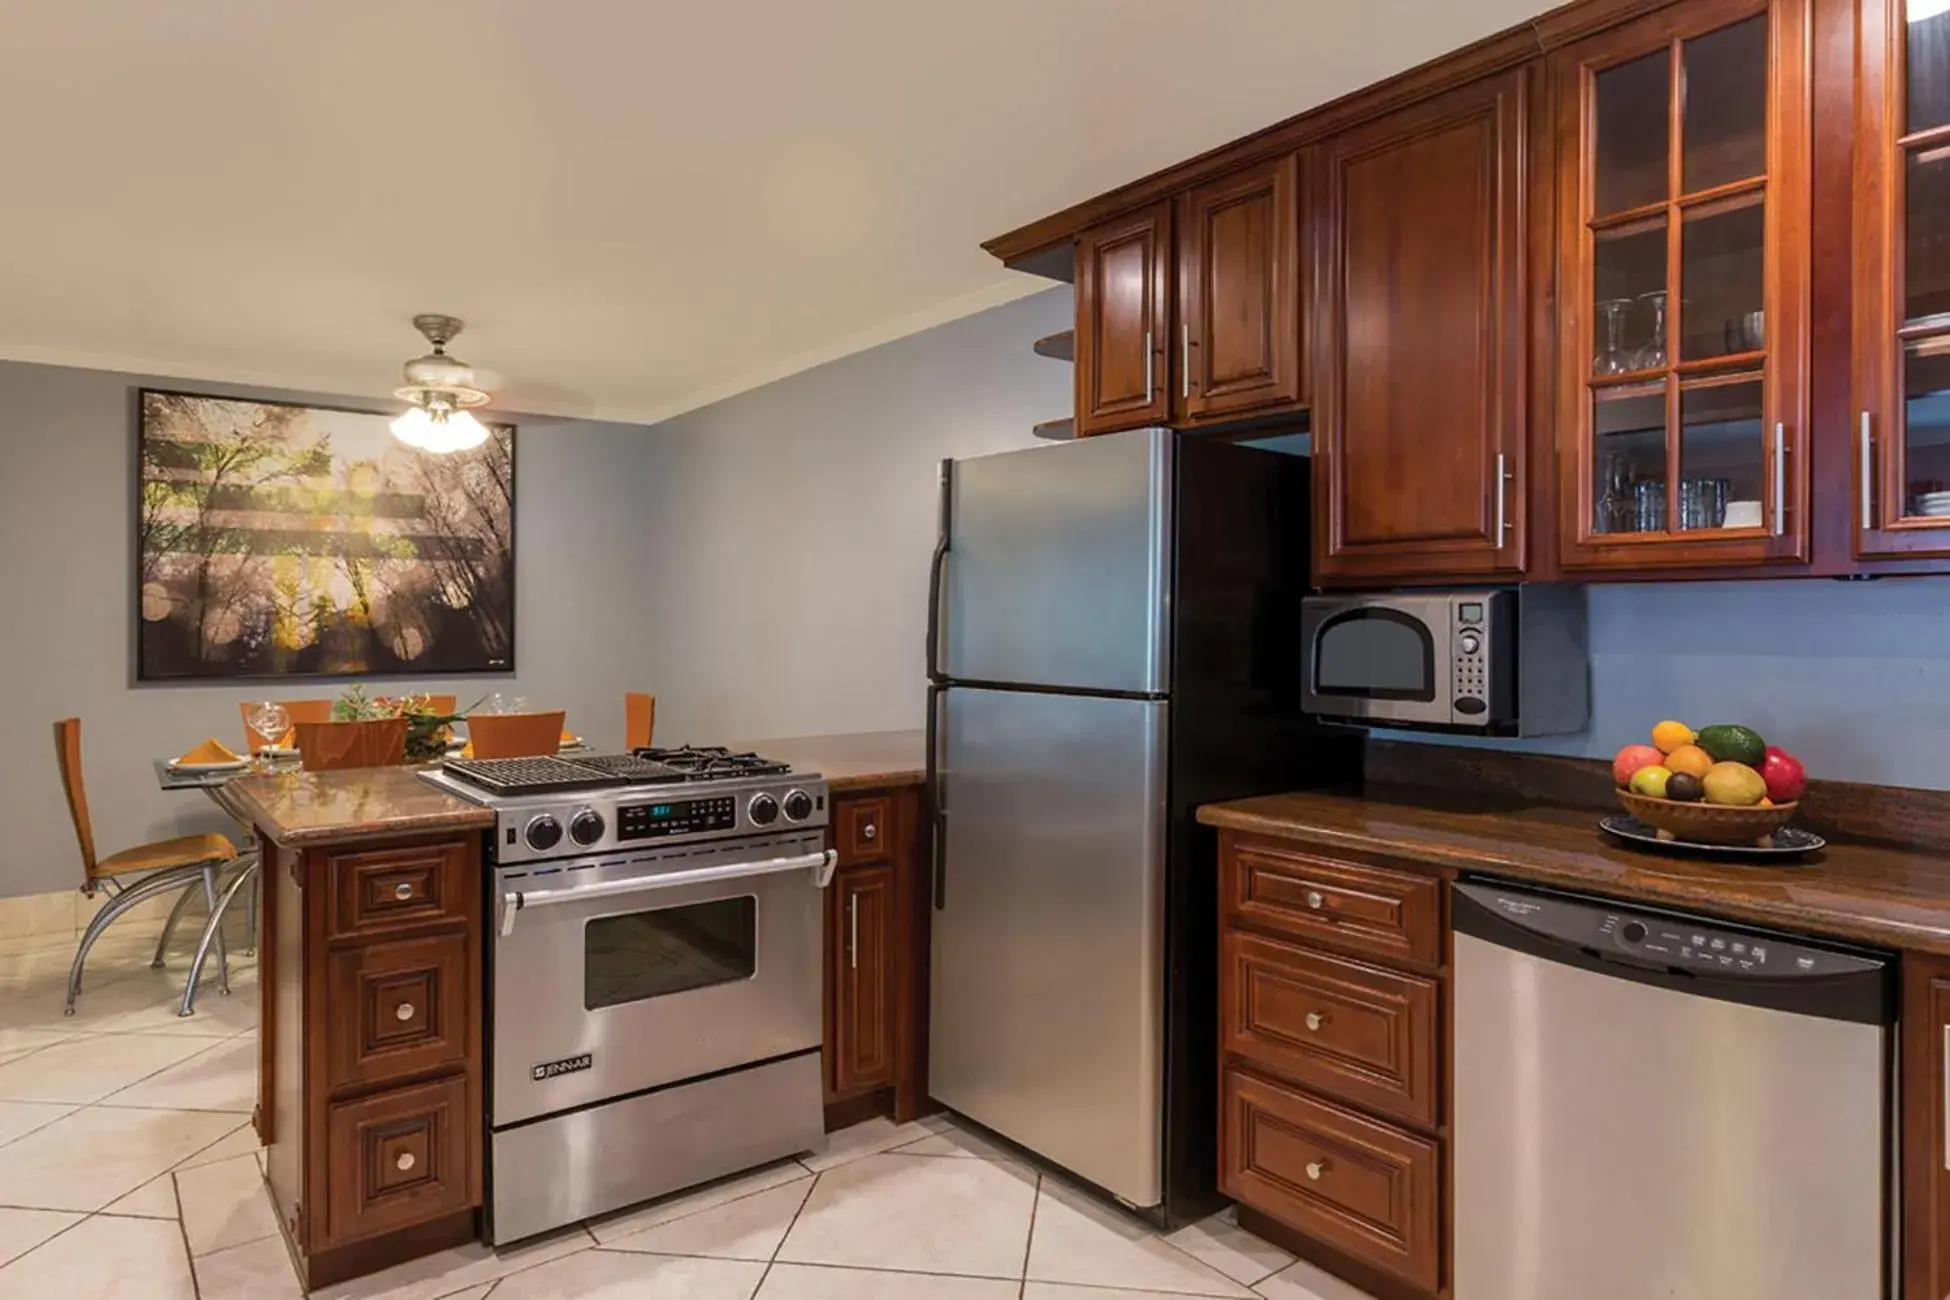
[1679,379,1765,530]
[1594,223,1666,369]
[1595,300,1635,375]
[1632,292,1671,372]
[1592,389,1667,533]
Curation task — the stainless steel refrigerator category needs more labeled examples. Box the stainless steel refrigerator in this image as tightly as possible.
[925,425,1354,1225]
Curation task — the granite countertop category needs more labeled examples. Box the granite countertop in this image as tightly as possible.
[732,730,926,792]
[1199,785,1950,955]
[224,767,494,847]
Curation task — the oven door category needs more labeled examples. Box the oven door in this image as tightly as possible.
[1300,596,1452,726]
[491,830,832,1128]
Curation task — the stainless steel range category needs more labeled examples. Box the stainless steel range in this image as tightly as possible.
[421,746,835,1243]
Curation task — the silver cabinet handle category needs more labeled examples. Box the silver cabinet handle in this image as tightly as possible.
[1182,325,1191,399]
[848,895,859,971]
[396,1151,416,1173]
[1772,422,1787,538]
[394,882,415,901]
[1305,1012,1326,1032]
[862,822,877,842]
[395,1002,415,1023]
[1305,890,1325,910]
[1306,1159,1330,1181]
[1144,329,1154,401]
[1861,412,1876,530]
[1494,452,1511,547]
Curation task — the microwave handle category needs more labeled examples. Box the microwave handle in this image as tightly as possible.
[499,849,837,937]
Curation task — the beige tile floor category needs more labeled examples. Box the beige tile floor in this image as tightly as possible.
[0,911,1373,1300]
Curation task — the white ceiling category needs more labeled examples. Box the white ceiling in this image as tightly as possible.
[0,0,1544,426]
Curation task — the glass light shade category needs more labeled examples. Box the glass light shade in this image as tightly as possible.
[390,405,489,454]
[390,406,433,448]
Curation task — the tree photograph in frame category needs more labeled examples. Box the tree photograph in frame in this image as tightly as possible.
[137,389,515,680]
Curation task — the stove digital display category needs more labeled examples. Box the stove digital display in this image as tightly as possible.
[618,795,737,841]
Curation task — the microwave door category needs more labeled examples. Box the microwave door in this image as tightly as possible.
[1303,602,1454,726]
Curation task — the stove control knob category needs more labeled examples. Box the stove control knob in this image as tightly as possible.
[748,793,780,826]
[569,809,606,847]
[1620,921,1648,944]
[525,814,563,852]
[783,790,815,822]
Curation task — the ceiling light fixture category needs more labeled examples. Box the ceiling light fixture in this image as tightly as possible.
[391,313,492,453]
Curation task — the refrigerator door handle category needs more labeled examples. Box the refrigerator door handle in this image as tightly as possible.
[926,458,952,684]
[927,682,947,910]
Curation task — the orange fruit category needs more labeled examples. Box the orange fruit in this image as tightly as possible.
[1651,720,1696,754]
[1664,744,1713,778]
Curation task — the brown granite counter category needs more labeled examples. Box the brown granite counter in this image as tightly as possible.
[1199,785,1950,955]
[732,730,925,792]
[224,767,494,847]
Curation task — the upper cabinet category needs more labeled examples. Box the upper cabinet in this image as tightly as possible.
[1313,69,1532,583]
[1553,0,1812,571]
[1178,155,1307,423]
[1855,0,1950,557]
[1075,203,1173,437]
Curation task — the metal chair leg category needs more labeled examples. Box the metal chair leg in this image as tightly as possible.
[152,886,198,969]
[244,870,258,958]
[180,863,256,1018]
[201,865,231,997]
[67,868,202,1015]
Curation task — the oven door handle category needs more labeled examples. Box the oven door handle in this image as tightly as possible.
[499,848,838,937]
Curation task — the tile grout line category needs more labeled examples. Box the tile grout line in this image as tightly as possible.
[172,1162,205,1300]
[748,1166,820,1297]
[1017,1170,1042,1299]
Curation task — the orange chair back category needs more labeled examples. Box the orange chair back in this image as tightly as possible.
[52,719,98,878]
[625,693,657,750]
[295,718,408,771]
[468,711,567,759]
[424,695,458,717]
[237,698,332,752]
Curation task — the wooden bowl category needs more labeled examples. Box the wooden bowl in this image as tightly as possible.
[1616,790,1799,846]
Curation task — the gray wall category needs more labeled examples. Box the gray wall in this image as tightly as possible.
[0,361,663,899]
[633,287,1069,743]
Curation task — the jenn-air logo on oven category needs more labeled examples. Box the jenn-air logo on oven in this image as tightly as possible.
[532,1054,593,1082]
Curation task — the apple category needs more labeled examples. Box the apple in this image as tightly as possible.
[1613,744,1666,789]
[1759,746,1808,804]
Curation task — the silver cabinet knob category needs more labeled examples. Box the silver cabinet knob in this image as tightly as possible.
[862,822,877,841]
[395,1002,416,1022]
[1305,1012,1326,1032]
[1306,1159,1329,1181]
[396,1151,416,1173]
[1306,891,1325,910]
[394,883,415,901]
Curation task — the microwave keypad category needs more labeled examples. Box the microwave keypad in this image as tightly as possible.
[1456,629,1487,713]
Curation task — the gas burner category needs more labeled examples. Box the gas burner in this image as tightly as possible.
[633,745,793,781]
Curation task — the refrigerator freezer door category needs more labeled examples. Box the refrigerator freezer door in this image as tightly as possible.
[942,427,1171,694]
[930,685,1167,1208]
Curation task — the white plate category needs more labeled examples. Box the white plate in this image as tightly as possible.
[168,758,250,772]
[254,745,299,759]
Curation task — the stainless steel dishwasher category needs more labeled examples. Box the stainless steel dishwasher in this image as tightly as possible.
[1453,878,1893,1300]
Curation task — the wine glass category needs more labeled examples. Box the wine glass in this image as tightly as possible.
[1594,299,1633,375]
[1632,291,1670,371]
[246,701,290,768]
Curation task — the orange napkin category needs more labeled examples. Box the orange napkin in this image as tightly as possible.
[177,738,240,764]
[560,730,578,744]
[459,742,475,759]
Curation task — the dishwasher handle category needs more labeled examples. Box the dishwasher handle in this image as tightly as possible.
[1453,879,1893,1027]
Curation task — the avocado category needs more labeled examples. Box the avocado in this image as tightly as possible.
[1696,724,1767,768]
[1665,772,1704,802]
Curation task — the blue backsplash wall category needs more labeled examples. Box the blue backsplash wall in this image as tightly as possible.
[1384,577,1950,789]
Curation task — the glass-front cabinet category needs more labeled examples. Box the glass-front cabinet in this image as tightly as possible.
[1857,0,1950,556]
[1554,0,1811,570]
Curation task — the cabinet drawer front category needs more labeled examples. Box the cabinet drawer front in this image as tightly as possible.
[1223,1067,1440,1292]
[325,934,471,1092]
[1225,842,1441,965]
[1224,930,1438,1127]
[325,1075,472,1244]
[327,841,471,939]
[835,796,893,866]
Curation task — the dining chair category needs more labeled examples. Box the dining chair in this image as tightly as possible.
[236,698,331,753]
[626,692,657,750]
[468,711,567,759]
[54,718,246,1016]
[424,695,458,716]
[295,717,409,771]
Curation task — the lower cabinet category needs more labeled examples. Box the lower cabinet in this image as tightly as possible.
[1218,831,1448,1298]
[1903,955,1950,1299]
[823,785,931,1126]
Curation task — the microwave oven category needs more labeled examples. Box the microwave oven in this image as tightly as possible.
[1299,587,1589,735]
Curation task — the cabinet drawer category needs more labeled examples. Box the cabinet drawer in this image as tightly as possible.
[834,796,893,866]
[1224,929,1438,1128]
[1222,1066,1440,1292]
[326,841,471,940]
[1224,841,1441,966]
[324,934,471,1093]
[324,1075,472,1245]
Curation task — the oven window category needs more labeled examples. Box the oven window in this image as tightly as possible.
[584,895,756,1010]
[1313,608,1437,702]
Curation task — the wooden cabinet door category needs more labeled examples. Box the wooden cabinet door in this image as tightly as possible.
[1903,956,1950,1299]
[1856,0,1950,558]
[1076,202,1172,436]
[1313,68,1530,583]
[1178,154,1304,423]
[1554,0,1812,572]
[831,863,896,1095]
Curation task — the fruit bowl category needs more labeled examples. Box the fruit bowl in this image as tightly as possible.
[1615,791,1799,845]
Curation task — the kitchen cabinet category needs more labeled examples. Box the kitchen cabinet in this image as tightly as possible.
[822,785,930,1127]
[1553,0,1813,571]
[1313,69,1532,584]
[1855,0,1950,558]
[1903,955,1950,1299]
[1177,154,1306,424]
[1075,203,1173,436]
